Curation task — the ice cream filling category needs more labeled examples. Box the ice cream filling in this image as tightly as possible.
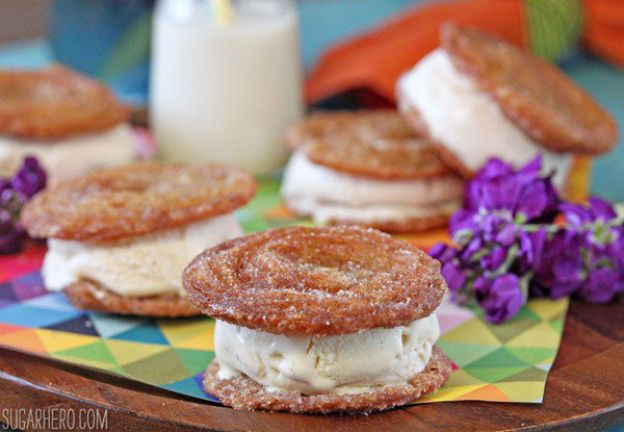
[215,312,440,395]
[286,196,459,225]
[42,213,242,297]
[0,124,137,184]
[397,48,572,187]
[281,151,463,224]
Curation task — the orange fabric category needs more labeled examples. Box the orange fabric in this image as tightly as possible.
[305,0,527,104]
[583,0,624,27]
[583,0,624,67]
[305,0,623,105]
[584,23,624,67]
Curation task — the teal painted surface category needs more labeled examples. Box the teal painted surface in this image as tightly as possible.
[298,0,418,68]
[49,0,152,104]
[0,39,52,68]
[566,55,624,203]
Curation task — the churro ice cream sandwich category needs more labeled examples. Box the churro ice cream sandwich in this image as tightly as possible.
[21,161,255,317]
[397,24,618,187]
[183,226,452,414]
[0,66,137,184]
[280,111,464,232]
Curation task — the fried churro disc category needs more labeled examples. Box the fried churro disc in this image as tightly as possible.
[204,347,452,414]
[183,226,447,336]
[65,280,199,317]
[21,161,256,241]
[286,111,453,180]
[442,24,618,155]
[0,65,131,140]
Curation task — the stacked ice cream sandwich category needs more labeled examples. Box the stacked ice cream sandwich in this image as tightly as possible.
[282,25,617,233]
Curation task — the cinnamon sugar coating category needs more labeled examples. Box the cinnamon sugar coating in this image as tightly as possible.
[65,280,199,317]
[327,212,452,233]
[0,65,131,139]
[21,161,256,241]
[183,226,447,336]
[204,346,452,414]
[286,111,454,180]
[442,24,618,155]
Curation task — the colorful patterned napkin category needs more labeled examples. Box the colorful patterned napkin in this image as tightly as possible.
[0,178,568,404]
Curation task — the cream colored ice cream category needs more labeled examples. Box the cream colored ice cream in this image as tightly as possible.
[215,312,440,395]
[0,124,136,184]
[286,197,459,226]
[42,213,242,297]
[397,49,572,187]
[281,151,463,225]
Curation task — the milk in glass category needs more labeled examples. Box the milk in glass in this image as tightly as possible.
[151,0,303,175]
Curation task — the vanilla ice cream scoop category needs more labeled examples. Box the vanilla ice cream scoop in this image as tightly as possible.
[215,312,440,395]
[0,124,137,185]
[43,213,242,297]
[397,49,572,187]
[281,151,463,225]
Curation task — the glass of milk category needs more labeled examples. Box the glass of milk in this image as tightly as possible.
[151,0,303,175]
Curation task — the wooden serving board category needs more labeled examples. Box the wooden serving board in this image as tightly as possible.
[1,298,623,432]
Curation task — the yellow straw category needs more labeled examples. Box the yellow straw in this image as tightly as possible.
[214,0,234,25]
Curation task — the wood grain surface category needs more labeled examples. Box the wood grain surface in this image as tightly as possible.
[1,299,623,432]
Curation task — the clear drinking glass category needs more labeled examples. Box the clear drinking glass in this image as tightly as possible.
[150,0,303,175]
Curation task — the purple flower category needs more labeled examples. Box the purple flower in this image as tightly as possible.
[608,225,624,262]
[463,159,511,209]
[10,156,46,198]
[0,209,25,254]
[479,175,524,213]
[449,208,478,235]
[429,243,457,263]
[463,156,559,221]
[478,158,516,178]
[474,274,524,324]
[441,261,466,292]
[480,213,511,243]
[430,243,471,298]
[480,246,507,271]
[588,197,618,221]
[429,155,624,325]
[577,267,624,303]
[547,198,624,303]
[560,197,617,227]
[518,228,546,271]
[0,178,10,196]
[460,236,484,263]
[0,188,27,220]
[450,156,559,242]
[495,222,517,247]
[532,221,624,303]
[516,176,559,221]
[0,157,47,254]
[533,230,585,299]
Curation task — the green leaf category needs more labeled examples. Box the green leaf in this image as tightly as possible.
[99,11,152,80]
